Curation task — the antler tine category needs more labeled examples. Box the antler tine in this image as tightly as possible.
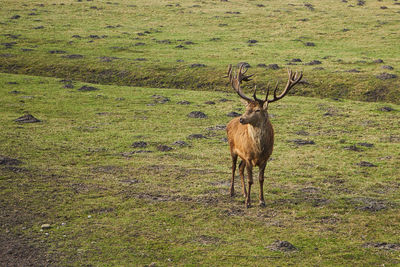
[265,82,271,102]
[252,85,264,104]
[268,68,303,103]
[226,64,253,102]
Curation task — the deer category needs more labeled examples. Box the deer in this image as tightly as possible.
[225,64,302,208]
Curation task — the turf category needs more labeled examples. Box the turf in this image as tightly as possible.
[1,0,400,103]
[1,72,399,265]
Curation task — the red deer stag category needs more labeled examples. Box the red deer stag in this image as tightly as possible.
[226,64,302,208]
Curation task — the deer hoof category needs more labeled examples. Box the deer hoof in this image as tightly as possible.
[259,201,266,207]
[245,202,251,209]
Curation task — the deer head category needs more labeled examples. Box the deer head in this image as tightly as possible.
[226,64,303,125]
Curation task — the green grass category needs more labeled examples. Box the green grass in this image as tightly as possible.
[1,0,400,103]
[1,72,399,265]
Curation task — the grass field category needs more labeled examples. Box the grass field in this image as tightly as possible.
[1,0,400,266]
[1,0,400,103]
[1,72,399,265]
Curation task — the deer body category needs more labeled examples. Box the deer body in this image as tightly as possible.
[225,64,302,208]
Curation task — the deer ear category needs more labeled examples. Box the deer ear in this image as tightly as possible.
[262,101,269,110]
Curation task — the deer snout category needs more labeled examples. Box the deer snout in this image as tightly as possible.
[239,117,246,124]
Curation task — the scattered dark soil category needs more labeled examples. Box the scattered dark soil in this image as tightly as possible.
[49,50,67,54]
[349,197,390,211]
[382,65,394,70]
[190,63,206,68]
[188,134,207,139]
[99,56,119,62]
[177,100,191,105]
[379,106,395,112]
[376,73,397,80]
[247,39,258,44]
[0,232,54,267]
[206,125,226,131]
[363,242,400,251]
[188,111,207,118]
[267,240,298,252]
[9,90,22,94]
[204,101,215,105]
[78,85,99,91]
[305,60,322,65]
[157,145,173,152]
[62,54,84,59]
[345,69,361,73]
[295,130,309,136]
[172,140,189,147]
[291,58,302,63]
[344,145,363,152]
[152,95,170,104]
[227,111,241,117]
[237,62,251,68]
[63,83,74,89]
[132,141,148,148]
[14,114,41,123]
[0,155,23,165]
[363,86,389,102]
[288,139,315,145]
[357,142,374,148]
[267,64,280,70]
[356,161,377,167]
[305,42,315,47]
[193,235,222,245]
[10,15,21,19]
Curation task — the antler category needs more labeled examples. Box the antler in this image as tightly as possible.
[226,64,254,102]
[267,69,303,103]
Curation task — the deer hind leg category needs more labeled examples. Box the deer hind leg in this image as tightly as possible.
[239,160,247,198]
[245,162,253,208]
[230,154,238,197]
[258,163,266,207]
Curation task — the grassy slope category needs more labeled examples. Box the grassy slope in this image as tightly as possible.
[1,73,399,265]
[1,0,400,103]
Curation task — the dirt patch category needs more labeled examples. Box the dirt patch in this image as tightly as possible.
[152,95,170,104]
[227,111,241,117]
[356,161,377,167]
[78,85,99,91]
[363,242,400,251]
[188,134,207,139]
[376,73,397,80]
[0,155,23,165]
[188,111,207,118]
[157,145,173,152]
[267,240,298,252]
[132,141,148,148]
[193,235,222,245]
[349,197,392,212]
[0,232,54,267]
[288,139,315,145]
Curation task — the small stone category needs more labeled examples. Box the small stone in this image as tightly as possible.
[41,224,51,230]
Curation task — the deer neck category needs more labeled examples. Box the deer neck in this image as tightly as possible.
[247,115,269,147]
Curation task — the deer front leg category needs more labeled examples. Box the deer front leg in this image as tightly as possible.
[246,163,253,208]
[239,160,247,198]
[258,163,266,207]
[230,154,237,197]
